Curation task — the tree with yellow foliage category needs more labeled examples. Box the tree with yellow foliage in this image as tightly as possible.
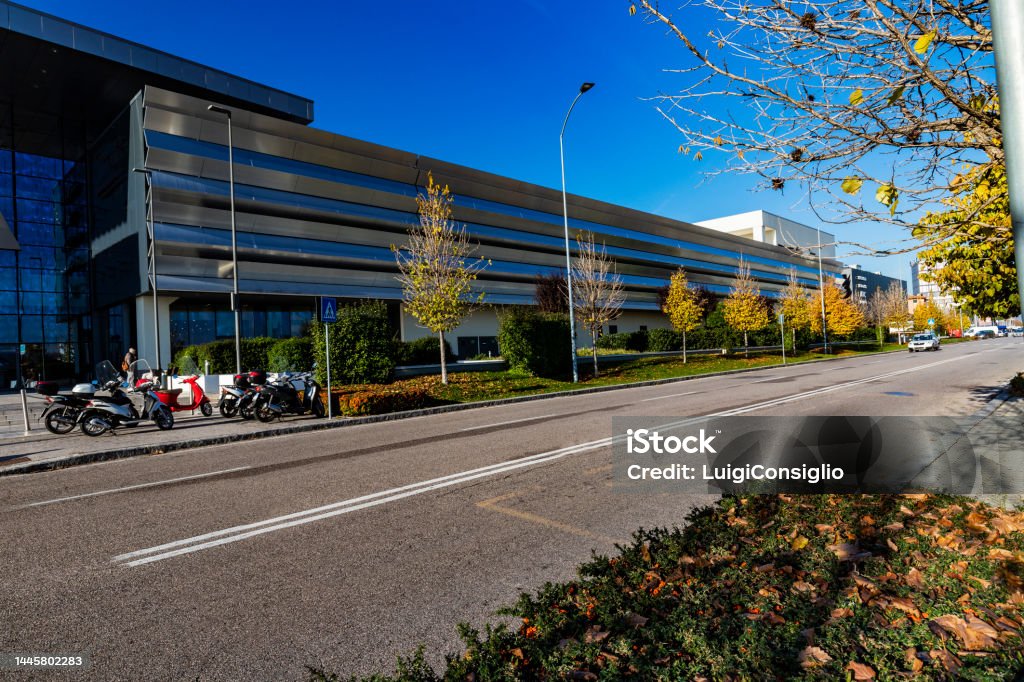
[662,267,705,363]
[779,269,813,350]
[723,259,771,355]
[394,173,488,384]
[912,299,948,336]
[809,283,865,339]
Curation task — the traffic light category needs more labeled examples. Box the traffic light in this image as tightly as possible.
[841,274,852,299]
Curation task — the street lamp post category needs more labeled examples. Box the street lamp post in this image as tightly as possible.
[815,226,829,353]
[207,104,241,375]
[560,82,594,383]
[132,167,160,374]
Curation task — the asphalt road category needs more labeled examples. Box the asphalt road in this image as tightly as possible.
[1,338,1021,681]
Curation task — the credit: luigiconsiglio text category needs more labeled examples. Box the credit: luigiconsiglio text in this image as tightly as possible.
[624,428,845,485]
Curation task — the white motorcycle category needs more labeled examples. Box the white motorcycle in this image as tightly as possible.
[76,359,174,436]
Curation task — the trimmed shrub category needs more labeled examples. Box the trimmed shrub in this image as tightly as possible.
[241,337,278,371]
[337,385,432,416]
[594,330,649,352]
[171,336,278,374]
[310,301,396,386]
[497,308,571,378]
[267,337,313,373]
[647,328,682,352]
[396,336,454,366]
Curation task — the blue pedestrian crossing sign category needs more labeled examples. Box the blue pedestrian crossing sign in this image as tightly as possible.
[320,296,337,323]
[927,318,935,326]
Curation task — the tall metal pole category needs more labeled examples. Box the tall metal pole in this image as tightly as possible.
[132,168,160,372]
[208,105,241,374]
[560,82,594,383]
[991,1,1024,317]
[816,226,829,353]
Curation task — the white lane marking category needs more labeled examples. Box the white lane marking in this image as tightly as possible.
[19,466,253,509]
[750,377,780,384]
[641,391,699,402]
[459,415,550,431]
[114,438,609,566]
[115,353,967,566]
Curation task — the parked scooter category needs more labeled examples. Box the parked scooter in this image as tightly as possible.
[237,370,268,420]
[156,358,213,416]
[217,372,253,418]
[253,371,325,422]
[76,360,174,436]
[34,380,96,434]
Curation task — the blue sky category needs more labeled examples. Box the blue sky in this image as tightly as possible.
[28,0,912,280]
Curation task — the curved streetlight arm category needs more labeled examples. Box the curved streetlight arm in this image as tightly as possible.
[560,83,594,383]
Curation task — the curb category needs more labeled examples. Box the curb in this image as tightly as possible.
[0,345,921,477]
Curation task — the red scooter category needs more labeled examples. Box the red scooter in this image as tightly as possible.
[155,373,213,416]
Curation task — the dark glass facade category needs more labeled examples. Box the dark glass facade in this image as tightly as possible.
[0,103,92,389]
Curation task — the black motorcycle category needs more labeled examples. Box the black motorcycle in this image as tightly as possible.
[35,381,96,435]
[253,371,325,422]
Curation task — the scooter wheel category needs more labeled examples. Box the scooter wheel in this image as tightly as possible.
[312,398,326,418]
[255,403,278,423]
[81,416,108,437]
[153,408,174,431]
[200,401,213,417]
[239,402,256,420]
[45,407,77,435]
[219,400,239,418]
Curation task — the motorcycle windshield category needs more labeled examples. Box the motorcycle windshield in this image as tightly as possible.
[176,356,200,377]
[129,359,156,385]
[95,360,121,385]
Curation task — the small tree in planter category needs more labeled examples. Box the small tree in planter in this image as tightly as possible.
[662,267,704,363]
[571,232,625,377]
[394,173,488,384]
[723,258,771,356]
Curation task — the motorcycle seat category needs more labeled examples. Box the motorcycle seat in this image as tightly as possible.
[161,388,184,397]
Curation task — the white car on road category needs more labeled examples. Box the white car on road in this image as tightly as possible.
[908,333,940,352]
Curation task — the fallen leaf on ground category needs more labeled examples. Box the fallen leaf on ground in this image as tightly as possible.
[846,661,876,679]
[930,614,1000,650]
[798,646,832,668]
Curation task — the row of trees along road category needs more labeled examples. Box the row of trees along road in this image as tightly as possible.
[663,263,866,361]
[630,0,1018,319]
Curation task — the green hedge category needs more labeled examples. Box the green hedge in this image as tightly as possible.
[310,300,396,386]
[498,308,571,378]
[647,328,682,352]
[595,331,649,352]
[267,337,313,373]
[171,336,278,374]
[395,336,454,366]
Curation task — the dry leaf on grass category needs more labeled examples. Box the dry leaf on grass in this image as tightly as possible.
[930,614,1000,650]
[798,646,832,668]
[846,661,876,679]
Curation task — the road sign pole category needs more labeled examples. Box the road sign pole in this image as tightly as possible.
[779,312,786,365]
[320,296,337,419]
[325,321,332,419]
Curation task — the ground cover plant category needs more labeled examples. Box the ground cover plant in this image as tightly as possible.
[329,345,906,415]
[312,494,1024,681]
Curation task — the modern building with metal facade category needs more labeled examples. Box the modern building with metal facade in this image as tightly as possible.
[840,265,907,306]
[0,1,837,386]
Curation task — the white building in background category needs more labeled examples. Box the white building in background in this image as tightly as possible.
[910,260,956,310]
[696,210,837,259]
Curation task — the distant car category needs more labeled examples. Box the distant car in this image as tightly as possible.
[1012,327,1024,338]
[975,329,996,340]
[966,325,1000,338]
[908,333,940,352]
[997,325,1009,337]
